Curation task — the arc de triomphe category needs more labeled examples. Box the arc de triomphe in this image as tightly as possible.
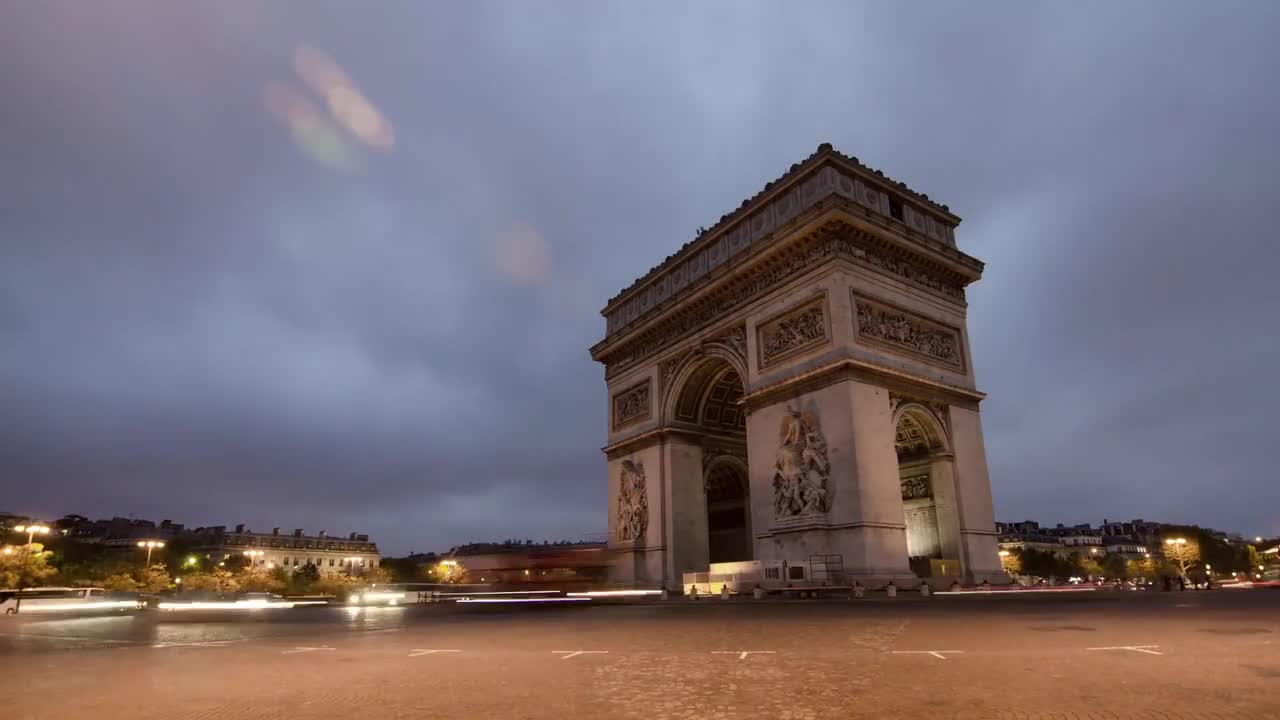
[590,144,1006,589]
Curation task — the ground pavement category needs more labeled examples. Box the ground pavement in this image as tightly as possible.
[1,590,1278,720]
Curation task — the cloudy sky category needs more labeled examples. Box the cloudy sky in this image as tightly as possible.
[2,2,1277,554]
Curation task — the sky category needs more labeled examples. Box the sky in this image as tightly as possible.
[2,2,1278,554]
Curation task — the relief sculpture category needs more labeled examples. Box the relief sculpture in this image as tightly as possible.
[616,460,648,542]
[901,475,932,501]
[612,381,651,429]
[772,410,831,518]
[758,296,829,368]
[855,297,963,370]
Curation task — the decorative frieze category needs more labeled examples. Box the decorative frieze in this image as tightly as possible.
[611,381,651,430]
[853,293,965,371]
[599,222,966,379]
[757,294,830,369]
[615,460,648,542]
[901,474,932,501]
[772,409,831,518]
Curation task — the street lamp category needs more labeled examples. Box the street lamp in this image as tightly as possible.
[242,550,265,568]
[14,524,50,547]
[136,540,166,567]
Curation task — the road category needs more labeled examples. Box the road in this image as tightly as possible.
[2,590,1278,720]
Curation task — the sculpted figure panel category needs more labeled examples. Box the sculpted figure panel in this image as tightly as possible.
[901,474,932,501]
[611,381,651,430]
[757,295,830,369]
[772,410,831,518]
[854,294,964,371]
[616,460,648,543]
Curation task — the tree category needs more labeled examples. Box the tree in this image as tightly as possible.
[1101,553,1129,580]
[98,571,141,591]
[360,566,393,585]
[1161,535,1200,581]
[181,568,241,593]
[378,557,425,583]
[239,567,286,594]
[221,554,249,573]
[136,564,172,593]
[1,542,58,590]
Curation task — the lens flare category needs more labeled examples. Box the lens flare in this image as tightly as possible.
[290,44,395,151]
[492,222,554,287]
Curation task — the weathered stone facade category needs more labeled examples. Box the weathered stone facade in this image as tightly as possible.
[591,144,1006,588]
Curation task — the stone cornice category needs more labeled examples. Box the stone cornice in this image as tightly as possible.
[600,145,974,341]
[602,426,701,460]
[741,356,986,413]
[591,208,979,377]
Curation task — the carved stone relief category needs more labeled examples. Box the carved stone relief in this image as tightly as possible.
[615,460,648,543]
[901,474,932,501]
[712,324,747,360]
[772,409,831,518]
[611,381,651,430]
[757,295,830,369]
[854,293,964,371]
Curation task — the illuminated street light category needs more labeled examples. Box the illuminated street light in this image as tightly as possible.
[14,524,51,547]
[1256,537,1263,543]
[136,540,166,567]
[2,546,13,555]
[242,550,265,568]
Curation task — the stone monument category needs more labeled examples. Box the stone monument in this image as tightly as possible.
[590,144,1006,588]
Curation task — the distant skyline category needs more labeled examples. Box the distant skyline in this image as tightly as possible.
[3,2,1279,555]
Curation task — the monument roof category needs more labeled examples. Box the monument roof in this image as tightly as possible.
[604,143,962,310]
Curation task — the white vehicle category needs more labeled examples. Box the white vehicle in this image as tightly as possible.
[0,587,141,615]
[347,585,411,606]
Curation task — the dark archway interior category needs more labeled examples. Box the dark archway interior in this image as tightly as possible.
[705,461,749,563]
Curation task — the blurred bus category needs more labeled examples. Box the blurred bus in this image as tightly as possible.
[0,587,142,615]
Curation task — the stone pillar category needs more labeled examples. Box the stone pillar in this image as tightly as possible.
[946,405,1007,583]
[836,381,916,585]
[663,437,707,587]
[928,455,963,566]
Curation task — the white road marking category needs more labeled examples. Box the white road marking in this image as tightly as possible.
[0,633,137,644]
[408,649,461,657]
[553,650,608,660]
[1087,645,1163,655]
[712,651,776,660]
[282,646,336,655]
[891,650,964,660]
[152,640,241,649]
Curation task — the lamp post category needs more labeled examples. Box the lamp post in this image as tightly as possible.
[13,524,50,547]
[242,550,264,569]
[136,540,166,567]
[344,556,363,576]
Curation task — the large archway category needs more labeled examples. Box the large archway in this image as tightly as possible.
[894,404,961,579]
[670,358,753,566]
